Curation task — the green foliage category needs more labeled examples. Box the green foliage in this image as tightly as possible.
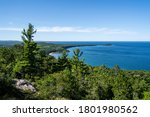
[57,50,71,71]
[73,48,83,60]
[1,24,150,100]
[144,92,150,100]
[0,74,34,99]
[36,69,88,100]
[132,79,147,99]
[0,47,18,77]
[13,23,40,81]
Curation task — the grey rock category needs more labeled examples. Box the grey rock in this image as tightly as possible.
[13,79,36,92]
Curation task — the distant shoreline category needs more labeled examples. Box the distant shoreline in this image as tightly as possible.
[62,43,112,49]
[49,43,112,57]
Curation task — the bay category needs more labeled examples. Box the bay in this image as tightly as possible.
[52,41,150,70]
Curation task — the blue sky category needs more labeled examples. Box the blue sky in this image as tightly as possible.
[0,0,150,41]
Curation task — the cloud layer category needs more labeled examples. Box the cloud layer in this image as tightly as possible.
[0,28,22,31]
[0,26,137,35]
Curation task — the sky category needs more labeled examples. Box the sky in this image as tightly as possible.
[0,0,150,41]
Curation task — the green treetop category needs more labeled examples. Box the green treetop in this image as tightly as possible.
[13,23,39,81]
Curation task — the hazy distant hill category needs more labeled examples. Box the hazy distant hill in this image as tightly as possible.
[0,40,21,47]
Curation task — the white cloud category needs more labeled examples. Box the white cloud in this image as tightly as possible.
[37,26,137,35]
[37,26,75,32]
[0,28,22,31]
[0,26,137,35]
[37,26,110,33]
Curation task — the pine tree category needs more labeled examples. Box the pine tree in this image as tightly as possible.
[13,23,39,81]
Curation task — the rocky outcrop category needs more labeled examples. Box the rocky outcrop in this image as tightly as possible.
[13,79,36,93]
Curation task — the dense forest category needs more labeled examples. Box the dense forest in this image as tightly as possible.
[0,24,150,100]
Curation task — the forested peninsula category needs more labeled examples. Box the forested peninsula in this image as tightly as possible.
[0,24,150,100]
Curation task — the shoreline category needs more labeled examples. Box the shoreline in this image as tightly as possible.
[62,43,112,49]
[49,43,112,58]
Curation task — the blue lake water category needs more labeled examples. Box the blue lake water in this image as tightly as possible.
[51,41,150,70]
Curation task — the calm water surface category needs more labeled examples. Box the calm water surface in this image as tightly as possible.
[51,42,150,70]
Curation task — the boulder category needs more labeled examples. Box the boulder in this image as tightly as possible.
[13,79,36,93]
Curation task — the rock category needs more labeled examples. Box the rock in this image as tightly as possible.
[133,74,140,77]
[13,79,36,93]
[16,79,26,86]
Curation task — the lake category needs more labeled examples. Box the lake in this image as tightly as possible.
[51,41,150,70]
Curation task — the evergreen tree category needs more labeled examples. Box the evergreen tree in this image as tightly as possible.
[13,23,39,81]
[57,50,71,71]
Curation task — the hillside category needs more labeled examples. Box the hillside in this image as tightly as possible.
[0,24,150,100]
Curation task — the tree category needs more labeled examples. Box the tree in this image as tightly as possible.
[71,48,83,72]
[71,48,90,76]
[0,47,17,76]
[57,50,71,71]
[13,23,39,81]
